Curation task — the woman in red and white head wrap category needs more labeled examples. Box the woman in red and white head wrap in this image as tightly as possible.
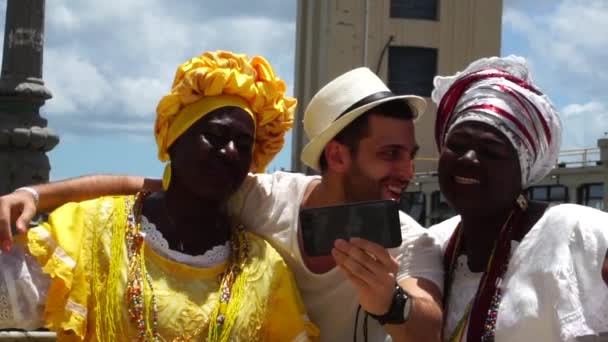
[429,55,608,342]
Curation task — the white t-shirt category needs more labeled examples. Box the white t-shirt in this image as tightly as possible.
[430,204,608,342]
[230,171,444,342]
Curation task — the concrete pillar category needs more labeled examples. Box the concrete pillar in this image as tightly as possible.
[567,183,577,205]
[0,0,59,194]
[598,138,608,211]
[424,189,433,228]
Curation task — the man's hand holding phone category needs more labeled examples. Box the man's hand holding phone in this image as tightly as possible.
[332,237,399,316]
[299,199,403,316]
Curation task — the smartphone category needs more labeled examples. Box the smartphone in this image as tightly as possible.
[299,199,402,256]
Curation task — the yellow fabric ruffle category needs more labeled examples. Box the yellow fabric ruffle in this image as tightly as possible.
[27,202,92,340]
[262,255,320,340]
[154,50,296,172]
[25,196,319,341]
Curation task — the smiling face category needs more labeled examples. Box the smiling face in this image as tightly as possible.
[438,121,522,216]
[168,106,254,203]
[342,114,418,202]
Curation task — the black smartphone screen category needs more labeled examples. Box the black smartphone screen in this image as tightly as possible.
[299,199,402,256]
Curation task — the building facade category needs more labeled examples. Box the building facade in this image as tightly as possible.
[292,0,503,173]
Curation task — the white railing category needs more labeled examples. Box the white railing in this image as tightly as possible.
[412,147,603,175]
[557,148,601,168]
[0,331,55,341]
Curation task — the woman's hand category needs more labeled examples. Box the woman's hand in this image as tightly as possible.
[0,190,38,252]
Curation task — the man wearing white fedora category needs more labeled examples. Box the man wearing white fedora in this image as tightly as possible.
[0,67,443,341]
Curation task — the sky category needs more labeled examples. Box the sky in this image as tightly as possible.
[0,0,606,180]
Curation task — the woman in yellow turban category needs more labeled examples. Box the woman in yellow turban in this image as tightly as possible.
[0,51,319,341]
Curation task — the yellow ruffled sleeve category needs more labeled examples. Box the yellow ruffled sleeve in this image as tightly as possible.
[27,201,89,340]
[263,264,320,341]
[25,197,126,341]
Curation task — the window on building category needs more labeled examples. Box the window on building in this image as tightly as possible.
[390,0,438,20]
[430,191,456,225]
[526,185,569,204]
[578,183,604,210]
[388,46,437,97]
[400,191,426,225]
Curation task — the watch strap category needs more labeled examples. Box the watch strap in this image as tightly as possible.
[367,284,409,325]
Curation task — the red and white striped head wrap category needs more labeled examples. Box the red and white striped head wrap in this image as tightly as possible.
[433,55,562,188]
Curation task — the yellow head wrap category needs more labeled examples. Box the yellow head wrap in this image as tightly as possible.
[154,51,296,184]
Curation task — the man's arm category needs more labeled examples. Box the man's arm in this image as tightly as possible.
[0,174,160,251]
[332,238,442,342]
[386,277,442,341]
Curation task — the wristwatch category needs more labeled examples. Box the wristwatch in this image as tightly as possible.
[368,284,412,325]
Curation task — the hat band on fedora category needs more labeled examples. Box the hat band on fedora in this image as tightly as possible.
[337,90,395,120]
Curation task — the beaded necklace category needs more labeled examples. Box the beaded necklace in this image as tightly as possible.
[125,192,250,341]
[443,196,528,342]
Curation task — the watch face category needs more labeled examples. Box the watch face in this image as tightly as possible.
[402,293,412,321]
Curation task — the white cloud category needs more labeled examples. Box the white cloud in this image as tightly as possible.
[503,0,608,148]
[551,1,608,49]
[47,3,80,32]
[562,101,605,119]
[44,49,114,115]
[503,1,608,96]
[503,0,555,9]
[114,77,166,118]
[3,0,297,138]
[560,101,608,149]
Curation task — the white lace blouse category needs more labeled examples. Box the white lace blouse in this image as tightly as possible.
[443,242,518,341]
[432,204,608,341]
[0,215,229,330]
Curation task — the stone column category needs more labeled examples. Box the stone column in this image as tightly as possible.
[0,0,59,195]
[598,138,608,211]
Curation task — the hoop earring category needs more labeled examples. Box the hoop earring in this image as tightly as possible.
[516,194,528,210]
[162,163,172,191]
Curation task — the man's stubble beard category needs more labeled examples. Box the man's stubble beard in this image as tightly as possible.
[343,159,384,203]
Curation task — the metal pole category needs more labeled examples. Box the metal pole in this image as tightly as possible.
[363,0,369,66]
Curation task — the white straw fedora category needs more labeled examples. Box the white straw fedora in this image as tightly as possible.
[300,67,426,171]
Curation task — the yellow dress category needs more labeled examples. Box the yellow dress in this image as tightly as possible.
[25,195,319,341]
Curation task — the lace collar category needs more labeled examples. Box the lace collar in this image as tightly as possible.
[140,215,229,268]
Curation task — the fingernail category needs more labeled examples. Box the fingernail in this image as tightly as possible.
[331,249,340,261]
[2,240,11,252]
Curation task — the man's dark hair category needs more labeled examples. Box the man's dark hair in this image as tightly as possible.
[318,99,415,172]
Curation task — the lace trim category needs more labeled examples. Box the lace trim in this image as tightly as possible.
[293,331,310,342]
[31,226,54,247]
[52,247,76,269]
[0,273,12,323]
[140,215,229,268]
[0,243,48,330]
[586,286,608,334]
[66,300,87,317]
